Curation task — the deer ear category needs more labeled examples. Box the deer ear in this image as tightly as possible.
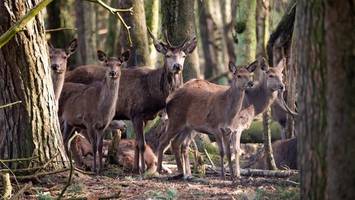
[97,50,107,62]
[154,42,168,54]
[246,60,258,72]
[65,38,78,56]
[258,57,269,71]
[120,50,130,62]
[228,61,238,74]
[182,36,197,54]
[275,58,286,71]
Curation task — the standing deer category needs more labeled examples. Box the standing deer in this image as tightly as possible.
[162,58,297,179]
[48,39,77,103]
[59,50,128,173]
[156,61,257,179]
[64,31,197,174]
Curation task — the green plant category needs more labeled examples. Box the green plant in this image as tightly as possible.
[37,192,53,200]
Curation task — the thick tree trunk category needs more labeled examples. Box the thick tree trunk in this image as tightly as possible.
[162,0,200,80]
[236,0,257,65]
[325,1,355,199]
[294,0,327,199]
[119,0,150,67]
[0,0,67,169]
[75,0,97,65]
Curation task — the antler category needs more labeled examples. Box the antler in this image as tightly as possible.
[147,27,158,44]
[164,30,189,49]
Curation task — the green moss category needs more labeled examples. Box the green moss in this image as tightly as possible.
[241,120,282,143]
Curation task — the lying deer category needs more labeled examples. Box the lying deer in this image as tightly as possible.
[64,31,197,174]
[161,58,297,179]
[59,50,129,173]
[156,61,257,179]
[48,39,77,103]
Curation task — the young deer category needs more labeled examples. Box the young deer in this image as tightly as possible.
[48,39,77,103]
[59,50,129,173]
[64,31,197,174]
[156,61,257,179]
[174,58,297,178]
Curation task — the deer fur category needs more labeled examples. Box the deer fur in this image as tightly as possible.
[64,33,197,173]
[59,50,128,173]
[49,39,77,103]
[156,62,257,179]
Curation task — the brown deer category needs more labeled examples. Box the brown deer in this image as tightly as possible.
[59,50,129,173]
[163,58,297,179]
[48,39,77,103]
[156,61,257,179]
[64,31,197,174]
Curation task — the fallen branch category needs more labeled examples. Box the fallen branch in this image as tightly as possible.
[240,168,298,178]
[203,148,216,170]
[84,0,133,46]
[45,27,77,33]
[0,155,38,163]
[0,0,54,48]
[10,182,32,200]
[12,168,69,181]
[0,101,22,109]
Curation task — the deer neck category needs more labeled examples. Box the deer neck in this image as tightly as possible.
[51,71,66,102]
[98,76,120,119]
[149,66,183,100]
[246,77,277,115]
[223,85,245,123]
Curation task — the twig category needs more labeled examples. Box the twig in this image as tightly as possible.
[83,0,133,47]
[203,148,216,169]
[0,156,38,163]
[0,101,22,109]
[34,151,60,173]
[57,132,80,199]
[0,0,54,48]
[45,27,77,33]
[10,182,32,200]
[12,168,69,181]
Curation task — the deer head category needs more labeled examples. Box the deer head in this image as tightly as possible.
[258,57,297,116]
[97,50,130,80]
[228,61,256,90]
[49,39,77,74]
[147,29,197,74]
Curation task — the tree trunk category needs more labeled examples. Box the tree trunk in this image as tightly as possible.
[0,0,67,169]
[75,0,97,65]
[294,0,327,199]
[145,0,160,67]
[119,0,150,67]
[236,0,257,65]
[325,1,355,199]
[105,0,120,57]
[262,109,277,170]
[221,0,237,63]
[162,0,200,80]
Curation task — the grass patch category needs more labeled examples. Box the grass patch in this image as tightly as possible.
[254,186,299,200]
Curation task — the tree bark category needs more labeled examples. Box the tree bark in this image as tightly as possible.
[294,0,327,199]
[75,0,97,65]
[145,0,160,67]
[105,0,120,57]
[162,0,201,80]
[119,0,150,67]
[325,1,355,199]
[0,0,67,169]
[236,0,257,65]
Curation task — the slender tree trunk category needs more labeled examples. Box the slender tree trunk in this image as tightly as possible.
[325,1,355,199]
[119,0,150,67]
[75,0,97,65]
[294,0,327,199]
[236,0,257,65]
[0,0,67,169]
[162,0,200,80]
[256,0,276,170]
[145,0,160,67]
[221,0,237,63]
[105,0,120,57]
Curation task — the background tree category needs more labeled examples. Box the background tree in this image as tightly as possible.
[0,0,67,169]
[162,0,200,80]
[119,0,150,67]
[325,0,355,199]
[145,0,160,67]
[294,0,327,198]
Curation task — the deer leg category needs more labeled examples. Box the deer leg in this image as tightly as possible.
[63,122,75,153]
[132,117,145,174]
[171,136,183,175]
[97,131,104,173]
[88,128,98,173]
[222,131,234,179]
[215,134,225,179]
[235,130,243,178]
[182,133,194,178]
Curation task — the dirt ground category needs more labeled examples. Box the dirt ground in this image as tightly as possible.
[7,161,299,200]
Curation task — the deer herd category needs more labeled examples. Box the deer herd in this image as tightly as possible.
[48,32,296,180]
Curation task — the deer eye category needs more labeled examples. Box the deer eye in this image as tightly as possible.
[166,54,172,58]
[237,75,242,78]
[269,74,274,78]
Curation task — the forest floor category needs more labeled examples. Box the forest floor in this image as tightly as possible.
[9,153,299,200]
